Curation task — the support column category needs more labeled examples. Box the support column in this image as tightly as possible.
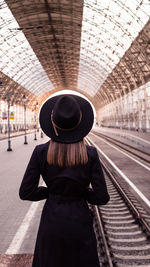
[138,88,145,131]
[145,83,150,132]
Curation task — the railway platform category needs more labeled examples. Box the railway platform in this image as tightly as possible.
[93,126,150,142]
[93,126,150,154]
[0,129,39,141]
[0,133,49,266]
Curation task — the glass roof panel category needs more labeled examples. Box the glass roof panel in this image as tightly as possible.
[0,1,54,96]
[78,0,150,97]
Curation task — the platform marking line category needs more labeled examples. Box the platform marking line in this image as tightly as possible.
[88,136,150,208]
[91,133,150,171]
[125,133,150,145]
[5,201,40,254]
[6,180,46,254]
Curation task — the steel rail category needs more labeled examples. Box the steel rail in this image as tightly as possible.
[86,136,150,236]
[85,137,114,267]
[94,206,114,267]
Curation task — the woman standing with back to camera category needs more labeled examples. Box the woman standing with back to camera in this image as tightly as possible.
[19,94,110,267]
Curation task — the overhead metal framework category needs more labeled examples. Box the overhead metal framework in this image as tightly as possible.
[93,19,150,109]
[0,0,150,110]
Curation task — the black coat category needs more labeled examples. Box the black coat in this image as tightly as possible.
[19,141,109,267]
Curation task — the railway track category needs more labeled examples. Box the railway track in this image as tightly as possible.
[86,137,150,267]
[91,130,150,165]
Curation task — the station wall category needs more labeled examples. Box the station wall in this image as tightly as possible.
[0,101,36,134]
[97,81,150,132]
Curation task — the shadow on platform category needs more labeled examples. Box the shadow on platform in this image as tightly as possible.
[0,254,33,267]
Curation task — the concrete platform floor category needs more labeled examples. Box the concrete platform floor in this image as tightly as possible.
[93,126,150,155]
[0,132,49,266]
[94,126,150,142]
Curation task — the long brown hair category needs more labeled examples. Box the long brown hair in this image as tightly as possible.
[47,139,88,167]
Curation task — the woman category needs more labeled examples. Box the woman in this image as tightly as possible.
[19,94,110,267]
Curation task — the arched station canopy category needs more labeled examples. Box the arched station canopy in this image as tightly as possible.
[0,0,150,110]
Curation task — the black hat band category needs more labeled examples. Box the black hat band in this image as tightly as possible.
[51,110,82,136]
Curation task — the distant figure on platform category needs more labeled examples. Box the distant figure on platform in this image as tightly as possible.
[19,94,110,267]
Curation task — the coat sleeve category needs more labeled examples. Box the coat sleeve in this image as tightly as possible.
[86,147,110,205]
[19,146,49,201]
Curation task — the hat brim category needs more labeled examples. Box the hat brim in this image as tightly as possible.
[39,94,94,143]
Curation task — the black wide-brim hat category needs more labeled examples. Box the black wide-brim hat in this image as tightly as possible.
[39,94,94,143]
